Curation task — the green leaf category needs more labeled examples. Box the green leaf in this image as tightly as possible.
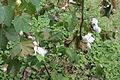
[56,74,63,80]
[7,0,16,6]
[18,0,28,9]
[66,48,79,63]
[7,58,21,76]
[73,0,82,3]
[48,14,55,26]
[30,0,41,7]
[26,2,36,15]
[10,44,21,59]
[12,13,31,33]
[0,27,8,49]
[47,32,63,43]
[36,54,45,62]
[4,25,20,41]
[0,3,5,23]
[10,40,34,58]
[68,9,78,32]
[95,64,106,78]
[3,6,14,27]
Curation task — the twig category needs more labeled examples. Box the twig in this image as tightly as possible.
[79,0,84,40]
[43,63,51,79]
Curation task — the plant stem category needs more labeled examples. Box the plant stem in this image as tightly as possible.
[43,63,51,79]
[79,0,84,40]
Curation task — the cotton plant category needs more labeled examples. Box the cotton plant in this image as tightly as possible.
[82,33,95,49]
[91,18,101,33]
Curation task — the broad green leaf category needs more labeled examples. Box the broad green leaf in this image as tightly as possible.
[10,44,21,59]
[0,3,5,23]
[10,40,34,58]
[4,25,20,41]
[12,13,31,33]
[0,27,8,49]
[36,54,45,62]
[3,6,14,27]
[30,0,41,7]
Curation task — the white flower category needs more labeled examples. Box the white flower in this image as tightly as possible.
[93,25,101,33]
[16,0,21,6]
[33,41,39,46]
[61,3,68,10]
[87,43,91,49]
[82,33,95,49]
[62,7,66,10]
[19,30,23,36]
[91,18,99,25]
[82,33,95,43]
[29,23,32,26]
[69,0,76,3]
[37,47,47,56]
[33,46,47,57]
[0,67,7,71]
[34,46,38,55]
[28,36,35,40]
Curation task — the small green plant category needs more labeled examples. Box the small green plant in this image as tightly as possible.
[0,0,120,80]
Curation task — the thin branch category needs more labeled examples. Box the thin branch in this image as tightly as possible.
[79,0,84,40]
[43,63,51,79]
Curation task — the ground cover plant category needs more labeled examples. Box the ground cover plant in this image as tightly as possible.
[0,0,120,80]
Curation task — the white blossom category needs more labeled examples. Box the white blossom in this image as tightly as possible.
[69,0,76,3]
[33,46,47,57]
[16,0,21,6]
[33,41,39,46]
[61,3,69,10]
[33,46,38,55]
[82,33,95,43]
[93,25,101,33]
[37,47,47,56]
[28,36,35,40]
[19,30,23,36]
[0,67,7,71]
[82,33,95,49]
[62,7,66,10]
[91,18,101,33]
[91,18,99,25]
[87,43,91,49]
